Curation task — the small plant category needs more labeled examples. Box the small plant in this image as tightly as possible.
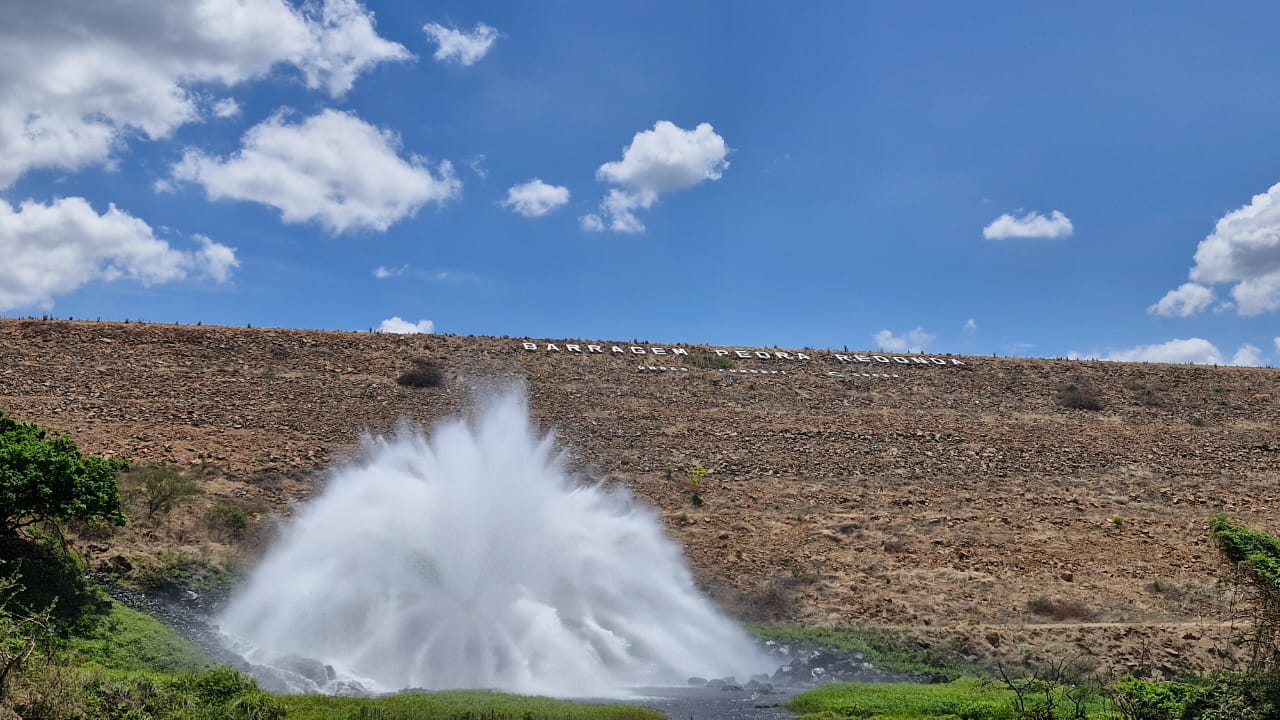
[686,465,708,506]
[209,504,249,531]
[1109,515,1125,526]
[396,357,443,388]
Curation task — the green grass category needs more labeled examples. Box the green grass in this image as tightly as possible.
[788,679,1015,720]
[63,599,215,673]
[279,690,667,720]
[788,679,1118,720]
[748,625,970,681]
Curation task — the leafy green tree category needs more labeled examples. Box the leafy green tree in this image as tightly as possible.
[0,410,128,535]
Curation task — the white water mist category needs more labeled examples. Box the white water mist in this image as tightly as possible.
[218,391,770,697]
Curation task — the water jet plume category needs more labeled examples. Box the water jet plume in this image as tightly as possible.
[219,391,771,697]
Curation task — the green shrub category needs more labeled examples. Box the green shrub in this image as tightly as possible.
[0,410,128,534]
[209,504,249,531]
[0,534,109,636]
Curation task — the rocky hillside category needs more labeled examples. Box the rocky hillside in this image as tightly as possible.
[2,318,1278,675]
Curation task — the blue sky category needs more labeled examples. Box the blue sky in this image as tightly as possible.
[3,1,1279,365]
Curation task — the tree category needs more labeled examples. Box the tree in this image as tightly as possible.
[129,464,203,519]
[0,410,128,535]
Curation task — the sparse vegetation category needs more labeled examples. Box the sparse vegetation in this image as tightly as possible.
[208,503,249,532]
[1057,383,1104,411]
[685,351,734,370]
[396,357,444,388]
[133,551,235,600]
[749,625,970,681]
[686,464,707,506]
[125,464,204,520]
[1026,596,1097,622]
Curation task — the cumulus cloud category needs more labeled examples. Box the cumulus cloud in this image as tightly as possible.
[377,317,434,334]
[873,327,935,353]
[963,318,977,333]
[587,121,729,232]
[1148,282,1216,318]
[982,210,1074,240]
[1154,182,1280,317]
[0,0,410,188]
[502,179,570,218]
[1090,337,1266,366]
[423,22,498,66]
[1232,344,1265,367]
[372,264,406,279]
[579,214,605,232]
[0,197,236,310]
[212,98,242,119]
[173,109,460,233]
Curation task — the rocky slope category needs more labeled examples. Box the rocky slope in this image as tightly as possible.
[2,318,1278,677]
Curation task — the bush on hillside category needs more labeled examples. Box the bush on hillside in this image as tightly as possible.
[123,465,203,520]
[1057,383,1103,411]
[396,358,443,388]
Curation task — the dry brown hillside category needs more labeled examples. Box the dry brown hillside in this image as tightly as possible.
[2,318,1278,676]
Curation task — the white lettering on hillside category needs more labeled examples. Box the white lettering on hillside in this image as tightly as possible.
[520,342,966,366]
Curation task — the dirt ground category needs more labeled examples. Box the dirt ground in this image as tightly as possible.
[2,318,1278,678]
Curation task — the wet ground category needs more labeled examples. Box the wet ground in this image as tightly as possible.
[104,583,912,719]
[600,685,797,720]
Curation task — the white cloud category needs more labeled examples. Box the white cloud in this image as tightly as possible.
[423,22,498,66]
[502,179,570,218]
[1094,337,1266,366]
[173,109,460,233]
[873,327,935,353]
[963,318,977,332]
[1148,282,1216,318]
[982,210,1074,240]
[579,214,605,232]
[0,197,235,310]
[1103,338,1224,364]
[588,121,729,232]
[1232,344,1265,367]
[378,317,434,334]
[1156,182,1280,317]
[0,0,410,188]
[372,264,407,279]
[212,98,242,119]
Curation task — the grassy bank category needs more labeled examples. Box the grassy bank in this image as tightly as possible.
[281,691,665,720]
[748,624,971,681]
[63,599,215,674]
[787,679,1113,720]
